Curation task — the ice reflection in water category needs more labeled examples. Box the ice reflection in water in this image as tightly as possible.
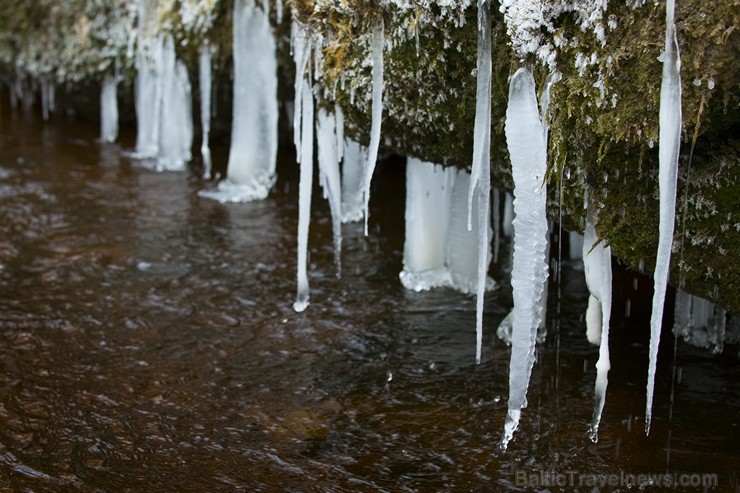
[0,113,738,491]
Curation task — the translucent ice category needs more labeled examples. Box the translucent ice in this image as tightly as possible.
[341,140,367,223]
[200,0,278,202]
[646,0,682,435]
[199,42,213,179]
[582,208,613,442]
[500,68,549,451]
[100,73,119,143]
[316,107,343,276]
[363,19,385,235]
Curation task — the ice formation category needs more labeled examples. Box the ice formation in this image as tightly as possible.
[134,0,163,159]
[569,231,584,261]
[294,78,314,312]
[199,0,278,202]
[582,207,613,442]
[199,42,213,179]
[500,68,549,451]
[316,108,344,276]
[400,158,454,291]
[157,36,193,171]
[467,0,493,364]
[100,73,119,143]
[502,192,514,237]
[673,290,729,354]
[341,140,367,223]
[292,22,314,312]
[362,19,385,235]
[400,159,494,295]
[40,77,55,121]
[645,0,682,436]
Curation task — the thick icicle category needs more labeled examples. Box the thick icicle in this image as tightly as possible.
[200,0,277,202]
[466,0,493,364]
[157,38,193,172]
[646,0,682,435]
[500,68,549,451]
[293,77,314,312]
[582,206,613,442]
[199,42,213,179]
[100,73,119,143]
[400,158,454,291]
[362,19,385,235]
[341,140,367,223]
[316,107,343,276]
[134,0,163,159]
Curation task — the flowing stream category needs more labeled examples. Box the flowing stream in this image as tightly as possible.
[0,112,738,491]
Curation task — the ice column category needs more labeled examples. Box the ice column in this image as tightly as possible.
[467,0,493,364]
[134,0,163,158]
[362,18,385,235]
[341,140,367,223]
[292,22,314,312]
[582,206,613,442]
[199,42,213,179]
[646,0,682,435]
[200,0,278,202]
[100,73,119,143]
[500,68,549,451]
[157,36,193,171]
[316,107,344,276]
[447,169,494,295]
[40,77,55,121]
[400,158,454,291]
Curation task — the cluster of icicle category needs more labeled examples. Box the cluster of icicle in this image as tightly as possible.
[131,0,193,171]
[100,0,702,449]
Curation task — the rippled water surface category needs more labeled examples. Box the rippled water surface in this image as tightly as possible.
[0,112,738,492]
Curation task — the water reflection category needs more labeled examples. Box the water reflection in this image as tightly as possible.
[0,112,738,491]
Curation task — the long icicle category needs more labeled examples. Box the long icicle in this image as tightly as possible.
[362,18,384,236]
[199,41,213,179]
[293,24,314,312]
[500,68,549,451]
[468,0,492,364]
[645,0,682,435]
[583,204,613,443]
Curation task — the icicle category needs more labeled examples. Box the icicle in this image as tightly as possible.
[502,192,514,237]
[291,21,310,162]
[447,168,494,295]
[316,108,343,277]
[156,37,193,171]
[199,0,278,202]
[500,68,549,451]
[646,0,682,436]
[134,33,164,158]
[199,42,213,179]
[100,73,119,143]
[293,77,314,312]
[341,140,367,223]
[400,158,454,291]
[582,205,613,442]
[363,18,385,235]
[466,0,493,364]
[276,0,283,24]
[492,188,500,264]
[40,77,51,121]
[467,0,492,230]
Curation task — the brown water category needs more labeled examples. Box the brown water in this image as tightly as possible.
[0,110,738,492]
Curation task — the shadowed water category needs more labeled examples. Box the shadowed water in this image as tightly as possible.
[0,111,738,491]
